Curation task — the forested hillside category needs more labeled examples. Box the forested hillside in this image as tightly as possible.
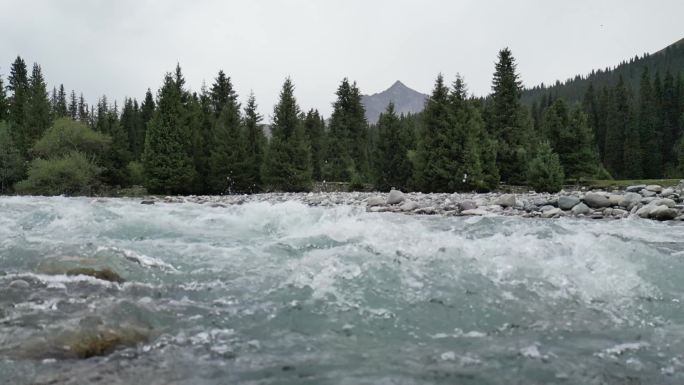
[1,41,683,196]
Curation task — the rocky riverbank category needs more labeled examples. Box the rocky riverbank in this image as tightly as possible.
[134,181,684,222]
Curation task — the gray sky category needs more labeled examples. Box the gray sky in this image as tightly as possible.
[1,0,683,121]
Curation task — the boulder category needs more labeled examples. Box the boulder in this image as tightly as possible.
[399,200,419,212]
[541,207,563,218]
[8,279,30,289]
[366,196,385,207]
[386,189,405,205]
[66,268,125,283]
[558,195,580,210]
[641,190,657,197]
[571,202,591,216]
[618,192,642,210]
[636,205,654,218]
[36,256,125,283]
[458,200,478,211]
[611,208,628,218]
[645,185,663,193]
[583,192,611,208]
[540,205,556,212]
[495,194,516,208]
[607,194,622,206]
[625,185,646,193]
[652,198,676,208]
[661,188,676,197]
[649,205,678,221]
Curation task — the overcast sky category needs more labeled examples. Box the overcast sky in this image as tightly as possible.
[1,0,683,120]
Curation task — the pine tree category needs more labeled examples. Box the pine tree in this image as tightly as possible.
[102,105,132,187]
[242,92,266,192]
[303,109,325,181]
[486,48,530,184]
[77,93,89,123]
[414,74,453,192]
[261,78,312,191]
[449,75,486,190]
[140,88,155,127]
[526,141,564,193]
[622,116,643,178]
[207,73,245,193]
[324,78,369,183]
[0,121,25,192]
[0,75,7,121]
[121,98,145,160]
[638,67,662,178]
[24,63,52,152]
[7,57,29,153]
[68,90,78,120]
[53,84,67,118]
[662,71,678,168]
[143,72,196,194]
[603,76,631,178]
[374,102,412,191]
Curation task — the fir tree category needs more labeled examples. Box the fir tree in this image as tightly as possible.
[603,77,631,178]
[638,67,662,178]
[303,109,325,181]
[374,102,412,191]
[53,84,67,118]
[140,88,155,127]
[261,78,312,191]
[7,57,29,152]
[242,92,266,192]
[0,121,25,192]
[24,63,52,151]
[207,73,245,193]
[0,75,7,121]
[324,78,369,183]
[68,90,78,120]
[143,72,196,194]
[486,48,530,184]
[414,74,453,192]
[526,141,564,193]
[622,117,643,178]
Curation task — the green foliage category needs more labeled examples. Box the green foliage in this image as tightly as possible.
[0,77,8,121]
[242,93,266,192]
[33,118,110,158]
[526,141,565,193]
[15,152,101,196]
[303,109,325,181]
[373,102,412,191]
[143,70,197,194]
[324,78,369,182]
[486,48,530,184]
[24,63,52,152]
[208,86,246,193]
[261,78,312,191]
[0,121,25,192]
[126,161,145,186]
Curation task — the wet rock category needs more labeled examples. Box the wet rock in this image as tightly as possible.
[641,190,657,198]
[636,205,654,218]
[625,185,646,193]
[140,200,155,205]
[8,279,30,289]
[649,205,678,221]
[619,192,642,210]
[571,202,591,216]
[540,205,555,212]
[652,198,676,208]
[583,192,611,209]
[458,200,478,211]
[386,189,405,205]
[541,207,563,218]
[399,200,419,212]
[66,268,125,283]
[558,196,580,210]
[645,185,663,193]
[661,188,675,197]
[366,196,385,207]
[612,208,628,218]
[414,206,436,215]
[495,194,516,208]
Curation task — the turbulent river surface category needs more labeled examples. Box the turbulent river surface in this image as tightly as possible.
[1,196,684,384]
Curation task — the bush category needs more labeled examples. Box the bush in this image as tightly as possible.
[33,118,110,158]
[526,141,565,193]
[15,152,101,196]
[126,161,145,186]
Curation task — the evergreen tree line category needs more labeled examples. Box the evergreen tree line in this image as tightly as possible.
[1,49,683,196]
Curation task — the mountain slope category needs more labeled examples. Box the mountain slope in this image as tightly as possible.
[362,81,428,123]
[522,38,684,105]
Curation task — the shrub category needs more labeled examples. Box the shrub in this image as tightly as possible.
[32,118,110,158]
[15,152,101,196]
[526,141,565,193]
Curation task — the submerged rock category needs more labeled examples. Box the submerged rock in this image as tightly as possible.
[8,279,30,289]
[66,267,125,283]
[37,256,125,283]
[140,200,155,205]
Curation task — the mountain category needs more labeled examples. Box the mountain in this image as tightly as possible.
[522,37,684,105]
[362,81,428,123]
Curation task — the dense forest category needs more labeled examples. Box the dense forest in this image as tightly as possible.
[0,45,683,196]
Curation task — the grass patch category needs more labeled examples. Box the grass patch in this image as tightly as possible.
[577,179,681,190]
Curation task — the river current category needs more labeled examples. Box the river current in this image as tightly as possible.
[1,196,684,384]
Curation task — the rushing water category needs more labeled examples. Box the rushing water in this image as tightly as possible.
[1,196,684,384]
